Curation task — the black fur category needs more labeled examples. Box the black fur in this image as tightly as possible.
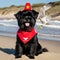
[14,10,48,59]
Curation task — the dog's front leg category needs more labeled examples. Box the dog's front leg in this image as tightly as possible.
[15,41,23,58]
[28,43,36,59]
[15,36,23,58]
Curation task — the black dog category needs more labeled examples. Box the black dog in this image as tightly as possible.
[14,9,48,59]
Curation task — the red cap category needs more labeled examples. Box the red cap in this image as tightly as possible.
[24,2,32,10]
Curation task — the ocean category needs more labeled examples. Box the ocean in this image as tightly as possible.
[0,19,60,41]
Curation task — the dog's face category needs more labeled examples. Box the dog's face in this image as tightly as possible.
[15,10,38,31]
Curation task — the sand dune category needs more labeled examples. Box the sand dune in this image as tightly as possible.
[0,36,60,60]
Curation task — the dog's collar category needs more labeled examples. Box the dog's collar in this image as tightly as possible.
[17,28,37,44]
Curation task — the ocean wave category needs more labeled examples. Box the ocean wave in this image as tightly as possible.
[0,19,60,28]
[0,23,18,27]
[36,23,60,29]
[0,19,60,41]
[0,19,17,27]
[0,19,16,22]
[0,22,60,28]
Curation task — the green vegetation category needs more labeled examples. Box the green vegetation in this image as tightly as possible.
[32,3,45,7]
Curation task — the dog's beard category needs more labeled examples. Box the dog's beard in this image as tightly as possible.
[23,22,34,31]
[24,22,31,31]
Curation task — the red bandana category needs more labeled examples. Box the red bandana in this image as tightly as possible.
[17,28,37,44]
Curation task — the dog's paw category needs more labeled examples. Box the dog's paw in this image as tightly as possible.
[35,51,42,56]
[28,55,35,59]
[15,54,22,58]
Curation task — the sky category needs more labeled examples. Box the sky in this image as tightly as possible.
[0,0,60,8]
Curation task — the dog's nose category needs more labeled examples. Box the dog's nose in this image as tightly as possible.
[27,19,30,22]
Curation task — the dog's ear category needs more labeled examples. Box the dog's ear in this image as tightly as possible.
[32,10,39,19]
[14,11,22,19]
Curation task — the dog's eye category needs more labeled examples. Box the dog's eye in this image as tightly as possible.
[24,19,27,22]
[30,18,34,21]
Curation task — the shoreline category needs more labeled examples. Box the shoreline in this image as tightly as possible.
[0,15,60,20]
[0,33,60,41]
[0,36,60,60]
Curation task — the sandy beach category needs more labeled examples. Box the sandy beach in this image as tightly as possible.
[0,36,60,60]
